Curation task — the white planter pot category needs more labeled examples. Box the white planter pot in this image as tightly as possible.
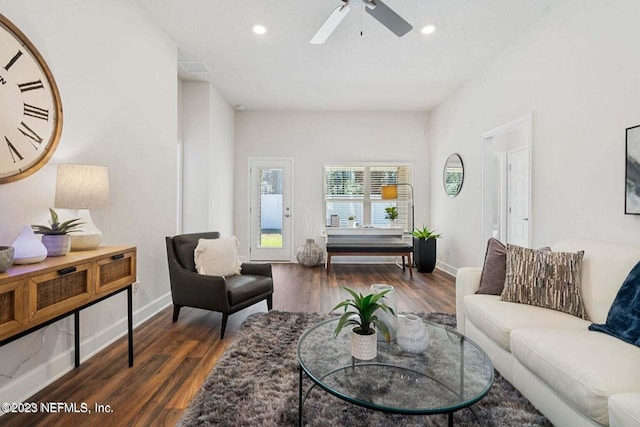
[350,328,377,360]
[42,235,71,257]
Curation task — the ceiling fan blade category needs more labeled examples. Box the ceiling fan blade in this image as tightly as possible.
[365,0,412,37]
[310,4,351,44]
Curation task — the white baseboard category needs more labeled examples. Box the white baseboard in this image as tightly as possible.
[0,291,172,409]
[436,260,457,277]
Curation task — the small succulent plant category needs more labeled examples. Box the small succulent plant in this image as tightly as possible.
[331,287,395,342]
[411,226,442,240]
[32,208,84,235]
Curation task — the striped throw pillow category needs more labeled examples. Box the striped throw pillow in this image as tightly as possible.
[500,244,588,320]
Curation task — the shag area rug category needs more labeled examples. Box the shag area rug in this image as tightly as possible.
[178,311,551,426]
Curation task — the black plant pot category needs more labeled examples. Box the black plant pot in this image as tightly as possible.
[413,237,437,273]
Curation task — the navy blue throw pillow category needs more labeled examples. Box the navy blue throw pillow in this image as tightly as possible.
[589,260,640,347]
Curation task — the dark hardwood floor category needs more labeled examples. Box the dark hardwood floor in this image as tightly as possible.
[2,263,455,427]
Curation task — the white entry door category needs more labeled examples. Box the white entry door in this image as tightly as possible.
[249,158,293,261]
[507,147,530,247]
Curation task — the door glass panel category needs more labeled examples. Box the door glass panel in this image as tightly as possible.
[258,168,283,248]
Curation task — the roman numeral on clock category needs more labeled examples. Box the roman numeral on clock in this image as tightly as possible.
[18,79,44,92]
[4,50,23,71]
[5,137,24,163]
[23,103,49,121]
[18,121,44,147]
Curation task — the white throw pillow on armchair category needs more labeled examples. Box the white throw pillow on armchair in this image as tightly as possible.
[194,237,242,277]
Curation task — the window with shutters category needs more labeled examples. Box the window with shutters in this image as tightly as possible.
[323,164,413,232]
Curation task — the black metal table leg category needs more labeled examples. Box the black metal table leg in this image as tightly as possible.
[74,311,80,367]
[127,285,134,367]
[448,412,453,427]
[299,364,303,427]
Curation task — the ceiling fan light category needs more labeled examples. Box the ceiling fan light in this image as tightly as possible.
[253,25,267,35]
[421,24,436,35]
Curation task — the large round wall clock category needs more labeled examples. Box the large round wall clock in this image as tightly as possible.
[0,13,62,184]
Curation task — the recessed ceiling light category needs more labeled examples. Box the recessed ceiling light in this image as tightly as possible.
[421,25,436,35]
[253,25,267,35]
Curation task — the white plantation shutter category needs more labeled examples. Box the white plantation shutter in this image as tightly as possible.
[323,165,413,231]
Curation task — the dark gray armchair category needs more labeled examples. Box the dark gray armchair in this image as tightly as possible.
[165,232,273,338]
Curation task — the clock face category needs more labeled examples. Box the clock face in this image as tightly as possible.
[0,14,62,184]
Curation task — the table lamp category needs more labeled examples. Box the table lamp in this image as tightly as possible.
[55,164,110,250]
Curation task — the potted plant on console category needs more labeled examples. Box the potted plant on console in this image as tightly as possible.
[384,206,398,228]
[411,226,441,273]
[32,209,84,257]
[332,287,395,360]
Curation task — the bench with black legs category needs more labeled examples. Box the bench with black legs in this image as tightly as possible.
[325,235,413,277]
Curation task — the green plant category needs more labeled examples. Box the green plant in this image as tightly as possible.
[32,208,84,235]
[348,215,355,220]
[411,225,441,240]
[331,287,395,342]
[384,206,398,220]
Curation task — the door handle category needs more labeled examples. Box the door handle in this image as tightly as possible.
[284,214,290,218]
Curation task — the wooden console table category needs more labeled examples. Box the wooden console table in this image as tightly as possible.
[0,246,137,368]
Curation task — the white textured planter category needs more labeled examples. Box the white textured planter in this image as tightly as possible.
[350,328,377,360]
[42,235,71,257]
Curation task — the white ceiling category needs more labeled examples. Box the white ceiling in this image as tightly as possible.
[134,0,558,111]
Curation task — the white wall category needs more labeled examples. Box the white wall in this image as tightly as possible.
[179,81,235,235]
[430,0,640,270]
[234,111,429,260]
[0,0,177,404]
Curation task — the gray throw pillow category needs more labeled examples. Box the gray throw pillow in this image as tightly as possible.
[500,244,589,320]
[476,238,507,295]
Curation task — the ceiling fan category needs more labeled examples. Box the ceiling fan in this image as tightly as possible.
[310,0,413,44]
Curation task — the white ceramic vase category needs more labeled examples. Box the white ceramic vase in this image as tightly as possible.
[11,225,47,265]
[397,314,429,354]
[350,328,377,360]
[370,283,397,341]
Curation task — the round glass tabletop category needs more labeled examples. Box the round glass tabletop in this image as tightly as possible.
[297,317,494,415]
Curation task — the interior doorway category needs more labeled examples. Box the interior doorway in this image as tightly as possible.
[249,158,293,261]
[482,114,532,248]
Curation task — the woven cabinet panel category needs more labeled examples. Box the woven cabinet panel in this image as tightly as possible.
[99,259,131,286]
[37,271,88,310]
[0,291,15,325]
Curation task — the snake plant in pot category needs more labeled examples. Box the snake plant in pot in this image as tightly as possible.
[331,287,395,360]
[32,209,84,256]
[411,226,442,273]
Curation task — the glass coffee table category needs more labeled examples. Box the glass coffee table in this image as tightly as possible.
[297,317,494,426]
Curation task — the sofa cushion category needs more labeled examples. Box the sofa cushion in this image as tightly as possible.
[501,244,588,320]
[463,294,589,351]
[225,275,273,306]
[551,239,640,324]
[510,328,640,425]
[609,393,640,427]
[476,238,507,295]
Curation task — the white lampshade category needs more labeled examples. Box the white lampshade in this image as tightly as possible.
[54,164,110,250]
[55,164,110,209]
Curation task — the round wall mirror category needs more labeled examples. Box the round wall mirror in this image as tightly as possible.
[443,153,464,197]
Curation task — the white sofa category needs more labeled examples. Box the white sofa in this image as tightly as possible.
[456,239,640,427]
